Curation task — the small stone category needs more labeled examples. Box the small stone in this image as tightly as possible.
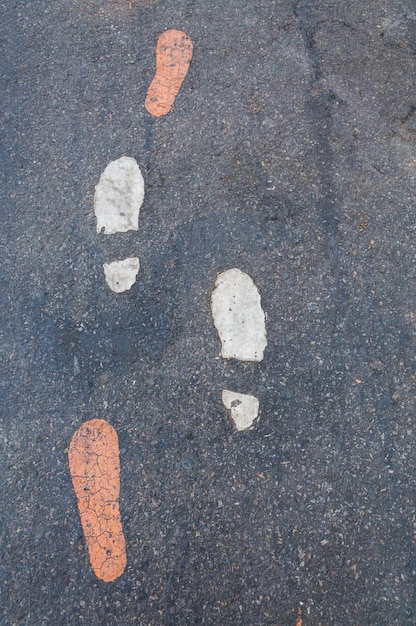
[73,356,81,376]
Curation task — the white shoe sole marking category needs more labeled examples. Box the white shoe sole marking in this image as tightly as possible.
[94,156,144,234]
[211,268,267,362]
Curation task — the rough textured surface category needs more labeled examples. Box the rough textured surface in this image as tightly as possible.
[68,419,127,582]
[222,389,260,431]
[94,156,144,234]
[1,0,416,624]
[211,268,267,362]
[103,257,140,293]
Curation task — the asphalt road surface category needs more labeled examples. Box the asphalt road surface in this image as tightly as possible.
[1,1,416,624]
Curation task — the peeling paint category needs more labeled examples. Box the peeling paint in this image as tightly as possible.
[211,268,267,361]
[68,419,127,583]
[222,390,260,431]
[145,29,193,117]
[103,257,140,293]
[94,156,144,234]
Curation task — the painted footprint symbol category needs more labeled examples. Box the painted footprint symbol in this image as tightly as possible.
[211,268,267,431]
[69,28,266,583]
[68,419,127,583]
[145,29,194,117]
[94,155,144,293]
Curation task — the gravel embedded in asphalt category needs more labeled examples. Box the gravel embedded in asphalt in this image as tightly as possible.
[1,1,415,624]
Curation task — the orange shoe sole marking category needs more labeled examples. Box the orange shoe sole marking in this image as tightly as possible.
[68,419,127,582]
[145,29,193,117]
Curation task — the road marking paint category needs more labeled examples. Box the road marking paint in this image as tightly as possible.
[145,29,193,117]
[222,390,260,431]
[211,268,267,362]
[68,419,127,583]
[103,257,140,293]
[94,156,144,234]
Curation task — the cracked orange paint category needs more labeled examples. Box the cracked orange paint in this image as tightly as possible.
[68,419,127,582]
[145,29,193,117]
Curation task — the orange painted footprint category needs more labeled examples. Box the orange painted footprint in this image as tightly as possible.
[68,419,127,582]
[145,29,193,117]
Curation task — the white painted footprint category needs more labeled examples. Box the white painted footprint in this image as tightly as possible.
[211,268,267,431]
[94,156,144,292]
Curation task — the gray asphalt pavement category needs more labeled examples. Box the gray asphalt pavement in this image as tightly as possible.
[1,1,416,624]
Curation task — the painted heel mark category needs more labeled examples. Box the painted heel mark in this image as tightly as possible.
[222,390,260,431]
[145,29,194,117]
[68,419,127,582]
